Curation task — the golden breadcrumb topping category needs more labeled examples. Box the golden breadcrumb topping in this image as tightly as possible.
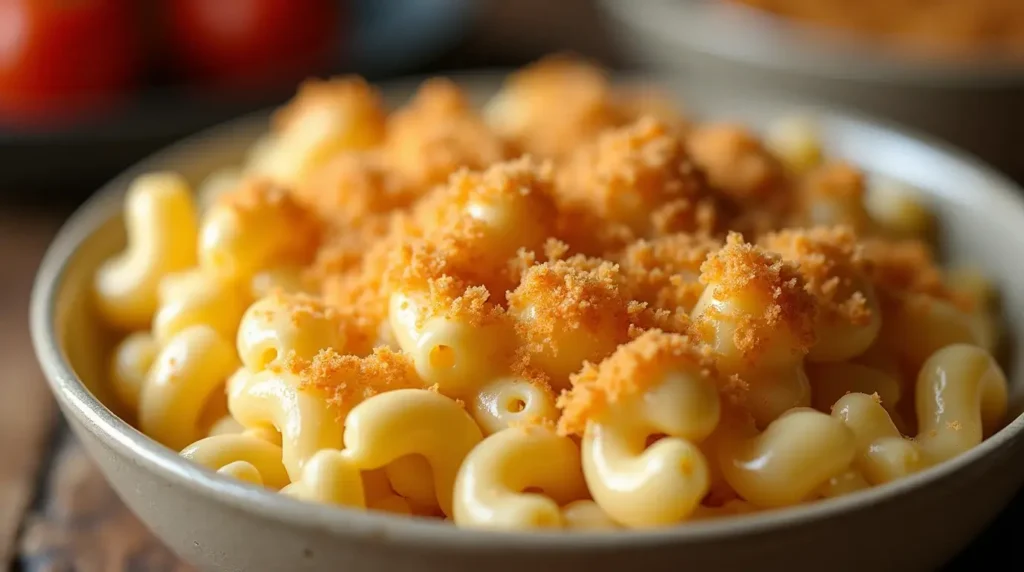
[488,54,624,159]
[627,302,693,337]
[507,258,631,360]
[688,123,786,205]
[294,347,424,412]
[556,117,712,235]
[694,233,818,357]
[759,226,872,326]
[802,161,865,200]
[614,86,690,134]
[554,207,639,258]
[860,237,967,308]
[295,152,418,225]
[617,234,722,313]
[446,156,556,218]
[385,78,509,188]
[384,224,500,298]
[557,330,718,436]
[797,161,871,230]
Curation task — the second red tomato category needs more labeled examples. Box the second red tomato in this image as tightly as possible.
[166,0,339,88]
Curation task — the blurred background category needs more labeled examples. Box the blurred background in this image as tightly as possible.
[3,0,1023,215]
[0,0,626,212]
[2,0,1024,569]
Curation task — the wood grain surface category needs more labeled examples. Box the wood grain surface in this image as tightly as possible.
[0,217,59,567]
[0,216,192,571]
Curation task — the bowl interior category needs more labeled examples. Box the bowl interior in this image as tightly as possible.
[35,73,1024,542]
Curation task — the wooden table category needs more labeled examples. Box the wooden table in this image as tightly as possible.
[1,217,191,572]
[3,216,1023,572]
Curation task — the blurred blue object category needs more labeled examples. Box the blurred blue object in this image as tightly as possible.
[350,0,476,77]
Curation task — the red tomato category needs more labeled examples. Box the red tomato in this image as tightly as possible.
[0,0,140,124]
[166,0,338,89]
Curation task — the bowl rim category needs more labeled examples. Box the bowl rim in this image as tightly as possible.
[29,71,1024,550]
[598,0,1024,88]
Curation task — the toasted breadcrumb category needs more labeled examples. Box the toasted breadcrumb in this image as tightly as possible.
[386,159,561,297]
[627,303,692,337]
[390,262,507,331]
[444,157,559,253]
[688,123,785,205]
[759,226,872,326]
[797,161,871,230]
[385,224,510,301]
[649,197,725,238]
[446,156,556,210]
[556,117,713,235]
[295,152,418,224]
[614,86,690,134]
[617,234,722,313]
[385,78,508,188]
[507,259,631,359]
[557,330,718,435]
[555,207,639,257]
[802,161,865,200]
[295,347,424,412]
[861,237,969,309]
[486,54,624,159]
[694,233,818,358]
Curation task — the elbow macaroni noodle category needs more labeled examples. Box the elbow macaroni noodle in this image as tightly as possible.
[469,377,559,435]
[94,58,1012,530]
[228,368,343,480]
[94,172,199,331]
[453,426,587,529]
[140,325,239,450]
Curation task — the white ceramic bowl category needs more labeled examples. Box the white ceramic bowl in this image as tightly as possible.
[598,0,1024,180]
[30,74,1024,572]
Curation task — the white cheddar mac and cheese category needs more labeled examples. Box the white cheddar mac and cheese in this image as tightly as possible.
[93,56,1009,530]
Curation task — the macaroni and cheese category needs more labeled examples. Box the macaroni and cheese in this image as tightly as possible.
[93,57,1009,531]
